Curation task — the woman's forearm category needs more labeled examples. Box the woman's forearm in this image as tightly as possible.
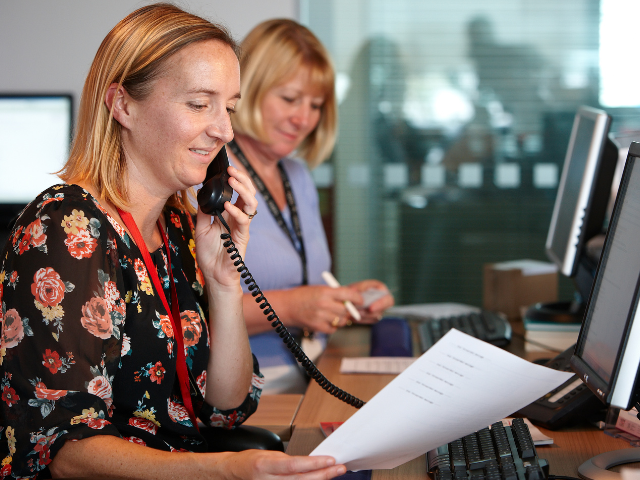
[51,434,347,480]
[205,284,253,409]
[50,435,224,480]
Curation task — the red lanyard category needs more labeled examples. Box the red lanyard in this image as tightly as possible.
[116,208,198,429]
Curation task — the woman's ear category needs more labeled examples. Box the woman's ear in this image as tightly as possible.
[105,83,131,128]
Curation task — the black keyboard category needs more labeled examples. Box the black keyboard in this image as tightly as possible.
[427,418,548,480]
[415,310,511,352]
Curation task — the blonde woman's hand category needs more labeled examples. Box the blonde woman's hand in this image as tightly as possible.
[349,279,394,324]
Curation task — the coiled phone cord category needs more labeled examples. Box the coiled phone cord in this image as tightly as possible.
[215,214,365,409]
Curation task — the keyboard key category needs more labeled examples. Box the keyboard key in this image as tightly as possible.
[489,422,512,458]
[427,419,546,480]
[525,466,545,480]
[511,418,536,459]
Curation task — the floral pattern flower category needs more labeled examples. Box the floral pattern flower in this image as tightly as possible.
[121,333,132,357]
[170,212,182,229]
[87,376,113,410]
[148,362,165,384]
[156,314,174,339]
[181,310,202,349]
[16,229,32,255]
[0,185,261,478]
[209,410,244,429]
[81,297,113,339]
[1,385,19,408]
[167,398,191,425]
[136,361,166,385]
[26,218,47,249]
[33,382,67,401]
[133,259,148,283]
[128,417,158,434]
[124,436,146,446]
[31,268,66,308]
[70,407,110,429]
[64,229,98,259]
[61,209,89,235]
[196,371,206,397]
[42,350,63,374]
[1,309,25,349]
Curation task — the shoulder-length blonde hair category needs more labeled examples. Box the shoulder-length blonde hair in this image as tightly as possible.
[231,19,337,169]
[58,3,239,211]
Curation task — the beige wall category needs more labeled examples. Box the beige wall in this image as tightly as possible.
[0,0,298,116]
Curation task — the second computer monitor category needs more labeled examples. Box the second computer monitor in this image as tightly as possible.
[546,105,618,279]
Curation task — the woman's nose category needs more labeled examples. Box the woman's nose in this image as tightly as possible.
[207,111,234,143]
[291,102,313,129]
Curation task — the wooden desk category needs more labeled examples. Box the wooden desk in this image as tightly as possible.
[286,324,633,478]
[244,394,303,441]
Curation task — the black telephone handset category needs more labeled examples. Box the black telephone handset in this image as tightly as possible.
[197,146,234,216]
[515,344,604,429]
[197,145,364,409]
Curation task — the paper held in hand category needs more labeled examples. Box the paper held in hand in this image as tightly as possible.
[310,329,573,471]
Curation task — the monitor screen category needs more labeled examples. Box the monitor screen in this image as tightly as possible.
[0,94,73,204]
[545,106,617,278]
[571,142,640,411]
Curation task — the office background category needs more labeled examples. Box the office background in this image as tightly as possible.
[2,0,640,308]
[303,0,640,307]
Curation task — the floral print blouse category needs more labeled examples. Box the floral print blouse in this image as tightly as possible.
[0,184,263,479]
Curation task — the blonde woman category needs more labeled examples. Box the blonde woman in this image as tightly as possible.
[0,4,345,479]
[228,19,395,394]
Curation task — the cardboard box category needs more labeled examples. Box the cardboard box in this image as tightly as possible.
[483,260,558,320]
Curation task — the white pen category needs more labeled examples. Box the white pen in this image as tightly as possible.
[321,271,362,321]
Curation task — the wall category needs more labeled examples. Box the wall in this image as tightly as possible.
[0,0,298,113]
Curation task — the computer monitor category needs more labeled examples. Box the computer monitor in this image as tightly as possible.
[570,142,640,480]
[526,106,619,324]
[0,93,73,229]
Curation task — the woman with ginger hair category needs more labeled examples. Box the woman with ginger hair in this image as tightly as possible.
[0,4,345,479]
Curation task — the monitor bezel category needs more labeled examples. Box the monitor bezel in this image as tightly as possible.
[545,105,614,278]
[571,142,640,411]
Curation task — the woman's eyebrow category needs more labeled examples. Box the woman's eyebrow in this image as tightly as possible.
[185,88,241,100]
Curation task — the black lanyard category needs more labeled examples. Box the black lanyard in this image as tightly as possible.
[228,140,308,285]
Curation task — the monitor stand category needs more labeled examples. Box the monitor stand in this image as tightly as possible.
[524,253,595,325]
[524,299,584,324]
[578,448,640,480]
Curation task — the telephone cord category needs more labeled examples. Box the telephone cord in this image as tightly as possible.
[215,213,365,409]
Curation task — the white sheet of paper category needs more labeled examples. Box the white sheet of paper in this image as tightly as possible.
[340,357,416,374]
[311,329,573,471]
